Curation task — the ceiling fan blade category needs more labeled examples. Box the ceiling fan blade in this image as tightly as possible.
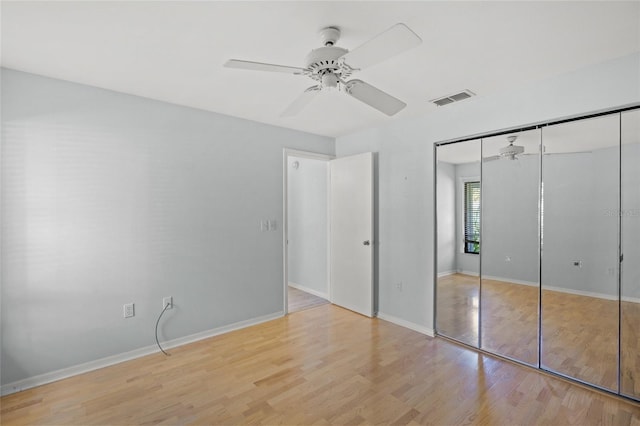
[224,59,306,75]
[344,79,406,116]
[544,151,592,155]
[340,23,422,70]
[483,155,501,162]
[281,86,321,117]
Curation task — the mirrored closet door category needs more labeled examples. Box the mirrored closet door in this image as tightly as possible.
[436,140,481,347]
[621,109,640,399]
[435,106,640,400]
[480,129,540,366]
[540,114,620,391]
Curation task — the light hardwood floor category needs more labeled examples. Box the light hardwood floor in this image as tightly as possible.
[437,273,637,396]
[2,303,640,425]
[288,286,329,313]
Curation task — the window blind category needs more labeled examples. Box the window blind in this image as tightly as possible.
[464,181,481,254]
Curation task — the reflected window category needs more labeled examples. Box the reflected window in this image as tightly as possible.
[464,181,481,254]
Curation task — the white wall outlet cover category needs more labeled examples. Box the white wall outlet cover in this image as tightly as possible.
[163,297,173,309]
[268,220,277,231]
[260,220,268,232]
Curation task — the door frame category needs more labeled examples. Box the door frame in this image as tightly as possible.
[283,148,335,315]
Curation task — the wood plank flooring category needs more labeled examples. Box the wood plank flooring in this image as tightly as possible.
[288,286,329,313]
[2,304,640,425]
[480,278,538,366]
[541,289,618,391]
[437,273,636,395]
[436,273,480,346]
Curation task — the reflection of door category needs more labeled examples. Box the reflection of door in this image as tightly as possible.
[330,153,374,317]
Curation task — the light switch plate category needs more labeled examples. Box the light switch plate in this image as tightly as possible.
[123,303,135,318]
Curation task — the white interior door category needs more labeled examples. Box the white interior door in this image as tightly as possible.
[330,152,374,317]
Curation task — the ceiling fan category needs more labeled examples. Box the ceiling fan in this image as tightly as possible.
[224,23,422,117]
[484,135,527,161]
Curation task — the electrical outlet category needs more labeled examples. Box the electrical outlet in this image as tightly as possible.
[260,220,268,232]
[123,303,135,318]
[396,282,403,292]
[163,296,173,309]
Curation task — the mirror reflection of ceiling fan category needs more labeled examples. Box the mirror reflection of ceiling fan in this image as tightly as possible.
[224,23,422,117]
[484,135,529,161]
[484,135,593,161]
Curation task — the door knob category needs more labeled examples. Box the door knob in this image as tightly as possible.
[363,240,370,246]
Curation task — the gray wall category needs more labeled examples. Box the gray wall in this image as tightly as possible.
[0,69,334,385]
[444,144,638,298]
[482,154,539,284]
[542,147,621,297]
[436,161,455,274]
[622,138,640,300]
[287,156,328,297]
[335,52,640,330]
[448,154,540,283]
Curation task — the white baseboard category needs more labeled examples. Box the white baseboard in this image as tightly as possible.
[474,275,640,303]
[457,270,479,277]
[482,275,538,287]
[0,311,284,396]
[376,312,435,337]
[437,270,455,278]
[288,282,328,300]
[541,284,618,301]
[542,285,640,304]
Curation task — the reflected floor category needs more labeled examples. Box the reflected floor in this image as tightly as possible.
[438,273,622,391]
[541,290,617,391]
[436,273,479,347]
[622,301,640,397]
[482,278,538,366]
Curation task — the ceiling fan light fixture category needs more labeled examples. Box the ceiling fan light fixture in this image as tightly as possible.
[321,72,340,89]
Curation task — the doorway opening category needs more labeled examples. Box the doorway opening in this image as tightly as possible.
[283,149,332,314]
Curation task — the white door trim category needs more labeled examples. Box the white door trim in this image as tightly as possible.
[283,148,334,315]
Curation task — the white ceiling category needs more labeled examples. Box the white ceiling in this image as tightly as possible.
[2,1,639,138]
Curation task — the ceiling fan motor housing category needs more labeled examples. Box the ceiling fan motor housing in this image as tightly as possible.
[499,144,525,158]
[305,46,354,87]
